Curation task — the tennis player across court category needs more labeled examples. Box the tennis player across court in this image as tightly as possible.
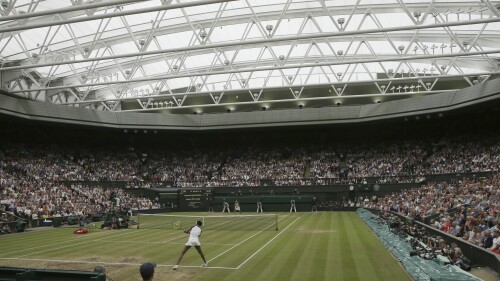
[173,220,208,270]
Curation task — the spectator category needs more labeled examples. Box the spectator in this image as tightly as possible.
[140,262,156,281]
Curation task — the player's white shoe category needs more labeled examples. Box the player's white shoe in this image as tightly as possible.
[173,265,179,270]
[202,263,208,267]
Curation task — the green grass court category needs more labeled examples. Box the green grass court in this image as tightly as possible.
[0,212,411,281]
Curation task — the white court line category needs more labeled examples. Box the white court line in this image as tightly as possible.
[0,258,236,270]
[236,216,300,269]
[160,219,234,243]
[16,229,143,258]
[0,228,126,257]
[206,216,289,264]
[101,240,237,246]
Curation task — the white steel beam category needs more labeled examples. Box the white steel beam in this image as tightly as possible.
[0,0,145,22]
[7,49,500,94]
[0,0,238,33]
[1,16,499,72]
[53,70,500,105]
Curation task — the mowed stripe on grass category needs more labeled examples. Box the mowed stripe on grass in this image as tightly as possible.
[0,212,411,281]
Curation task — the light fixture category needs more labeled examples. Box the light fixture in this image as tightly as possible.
[279,55,285,61]
[266,24,273,35]
[172,65,178,70]
[337,17,345,28]
[224,59,230,65]
[337,50,343,56]
[199,29,207,40]
[440,44,447,53]
[1,0,9,9]
[398,45,405,53]
[138,39,146,47]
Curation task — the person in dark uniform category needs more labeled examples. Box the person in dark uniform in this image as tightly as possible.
[311,197,318,213]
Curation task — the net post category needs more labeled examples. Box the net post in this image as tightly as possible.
[137,213,140,229]
[275,214,278,231]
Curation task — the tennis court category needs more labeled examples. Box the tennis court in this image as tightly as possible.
[0,212,411,281]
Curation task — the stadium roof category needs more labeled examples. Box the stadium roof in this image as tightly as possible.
[1,0,499,114]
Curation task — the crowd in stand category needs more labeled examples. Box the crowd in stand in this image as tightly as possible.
[147,137,497,187]
[365,174,500,254]
[0,138,498,188]
[0,182,160,220]
[0,147,160,220]
[0,137,498,229]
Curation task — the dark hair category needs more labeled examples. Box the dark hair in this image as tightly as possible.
[197,220,203,226]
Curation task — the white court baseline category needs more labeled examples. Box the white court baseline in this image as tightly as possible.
[0,258,237,270]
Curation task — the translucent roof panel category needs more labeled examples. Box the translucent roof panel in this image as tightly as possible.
[0,0,499,111]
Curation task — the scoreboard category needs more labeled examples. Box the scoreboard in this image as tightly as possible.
[179,189,212,210]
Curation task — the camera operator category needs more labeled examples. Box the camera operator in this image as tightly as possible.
[450,248,471,271]
[434,238,453,260]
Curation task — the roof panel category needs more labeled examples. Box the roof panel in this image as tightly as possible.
[0,0,498,112]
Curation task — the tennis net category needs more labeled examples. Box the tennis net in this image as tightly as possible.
[136,213,279,231]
